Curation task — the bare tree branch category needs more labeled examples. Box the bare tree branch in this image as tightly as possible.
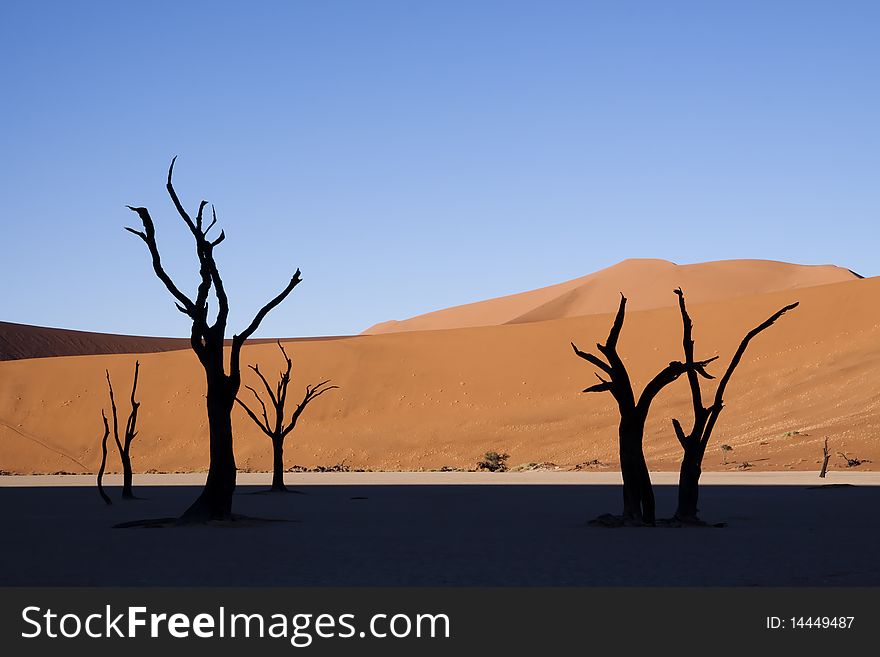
[286,380,339,436]
[165,156,199,237]
[249,364,279,409]
[570,342,612,374]
[592,294,636,412]
[672,418,687,448]
[605,293,626,350]
[670,287,798,522]
[230,269,303,379]
[235,394,273,438]
[637,356,718,416]
[710,302,800,412]
[125,206,195,314]
[701,301,800,446]
[236,271,302,343]
[204,205,218,237]
[123,360,141,450]
[105,369,122,456]
[674,287,704,417]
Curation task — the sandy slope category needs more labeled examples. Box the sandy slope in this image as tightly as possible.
[0,321,343,361]
[0,321,191,361]
[363,259,859,334]
[0,275,878,475]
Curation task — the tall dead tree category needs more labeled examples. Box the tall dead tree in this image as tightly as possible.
[672,288,798,523]
[572,294,716,525]
[96,411,112,506]
[105,361,141,499]
[235,341,338,492]
[126,158,301,521]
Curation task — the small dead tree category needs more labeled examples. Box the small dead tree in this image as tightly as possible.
[105,361,141,499]
[672,288,798,523]
[571,294,715,525]
[819,438,831,478]
[126,158,301,521]
[838,452,865,468]
[235,341,338,492]
[97,411,112,506]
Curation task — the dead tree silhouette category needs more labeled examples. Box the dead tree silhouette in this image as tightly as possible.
[672,288,798,523]
[571,294,716,525]
[105,361,141,499]
[235,341,338,492]
[96,411,112,506]
[126,158,301,521]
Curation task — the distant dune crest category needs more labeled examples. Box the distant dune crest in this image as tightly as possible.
[0,259,861,360]
[362,258,858,335]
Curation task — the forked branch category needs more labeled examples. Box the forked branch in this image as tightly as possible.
[673,288,799,451]
[230,271,303,379]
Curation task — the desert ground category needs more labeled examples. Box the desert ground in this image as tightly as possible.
[1,258,878,587]
[1,471,878,586]
[1,259,877,476]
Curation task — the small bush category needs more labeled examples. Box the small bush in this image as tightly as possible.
[720,444,733,464]
[572,459,604,470]
[476,451,510,472]
[286,462,353,473]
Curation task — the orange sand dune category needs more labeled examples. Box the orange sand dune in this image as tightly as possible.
[0,321,347,362]
[0,321,191,361]
[363,259,859,334]
[0,275,877,475]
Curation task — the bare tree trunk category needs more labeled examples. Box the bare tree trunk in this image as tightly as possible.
[120,361,141,499]
[97,412,112,506]
[236,341,338,494]
[675,445,702,521]
[672,288,798,523]
[271,437,287,492]
[182,378,237,521]
[819,438,830,478]
[619,418,655,524]
[106,364,141,500]
[571,294,712,526]
[127,159,301,522]
[121,468,133,499]
[634,453,655,524]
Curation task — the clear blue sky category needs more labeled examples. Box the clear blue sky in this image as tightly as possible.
[1,1,877,337]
